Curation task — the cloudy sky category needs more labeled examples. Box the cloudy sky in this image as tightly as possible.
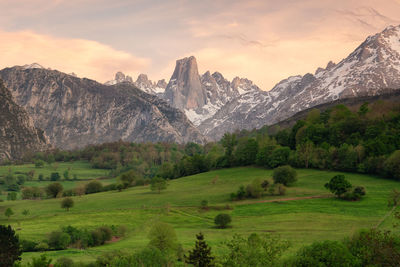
[0,0,400,90]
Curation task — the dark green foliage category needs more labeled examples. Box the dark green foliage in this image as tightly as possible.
[384,150,400,180]
[185,232,215,267]
[34,159,45,168]
[345,229,400,266]
[104,247,174,267]
[293,240,359,267]
[214,213,232,229]
[85,180,103,194]
[7,191,17,201]
[21,187,43,199]
[48,231,71,250]
[61,197,74,211]
[20,239,39,252]
[221,233,289,267]
[50,172,61,181]
[0,225,21,266]
[272,165,297,186]
[46,182,64,198]
[325,175,352,198]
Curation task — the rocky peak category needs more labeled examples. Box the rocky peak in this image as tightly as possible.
[22,63,44,70]
[105,72,133,85]
[164,56,207,110]
[156,79,167,89]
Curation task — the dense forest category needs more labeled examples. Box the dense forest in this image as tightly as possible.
[15,100,400,182]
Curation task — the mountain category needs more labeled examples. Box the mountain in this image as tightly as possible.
[105,72,167,95]
[199,24,400,140]
[0,66,206,150]
[0,79,48,160]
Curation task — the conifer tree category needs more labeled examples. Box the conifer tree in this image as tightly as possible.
[185,232,215,267]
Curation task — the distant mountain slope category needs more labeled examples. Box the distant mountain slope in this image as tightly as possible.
[0,67,206,150]
[0,79,48,160]
[199,25,400,140]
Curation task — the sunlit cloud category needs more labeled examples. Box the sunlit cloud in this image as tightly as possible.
[0,29,150,82]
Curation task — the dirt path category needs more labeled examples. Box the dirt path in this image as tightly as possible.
[235,194,332,205]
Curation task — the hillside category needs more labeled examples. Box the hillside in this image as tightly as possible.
[0,79,48,160]
[1,167,399,264]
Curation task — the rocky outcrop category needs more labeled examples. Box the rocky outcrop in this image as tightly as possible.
[0,67,206,149]
[0,79,48,160]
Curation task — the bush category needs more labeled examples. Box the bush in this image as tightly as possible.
[246,179,263,198]
[200,200,208,209]
[48,231,71,250]
[61,197,74,211]
[214,213,232,229]
[148,222,178,252]
[85,180,103,194]
[50,172,61,181]
[20,239,39,252]
[55,257,74,267]
[28,254,52,267]
[46,182,64,198]
[293,240,359,267]
[272,165,297,186]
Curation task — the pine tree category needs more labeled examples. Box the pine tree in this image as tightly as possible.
[185,232,215,267]
[0,225,22,266]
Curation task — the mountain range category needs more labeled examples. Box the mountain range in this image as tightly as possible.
[1,24,400,158]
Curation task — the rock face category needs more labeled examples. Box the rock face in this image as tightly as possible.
[199,24,400,140]
[164,56,207,110]
[0,79,48,160]
[104,71,133,85]
[105,72,167,95]
[0,67,206,150]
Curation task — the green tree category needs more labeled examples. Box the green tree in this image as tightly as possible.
[214,213,232,229]
[7,192,17,201]
[150,177,167,193]
[27,254,52,267]
[34,159,45,168]
[221,133,237,166]
[46,182,64,198]
[293,240,359,267]
[148,222,178,252]
[222,233,289,267]
[5,207,14,219]
[185,232,215,267]
[61,197,74,211]
[119,171,136,188]
[63,169,70,180]
[272,165,297,186]
[325,175,352,198]
[384,150,400,180]
[85,180,103,194]
[48,231,71,249]
[0,225,21,266]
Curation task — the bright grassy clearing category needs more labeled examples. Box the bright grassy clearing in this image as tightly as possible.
[0,167,399,264]
[0,161,109,180]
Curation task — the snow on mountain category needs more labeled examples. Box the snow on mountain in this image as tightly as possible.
[21,63,44,70]
[199,24,400,140]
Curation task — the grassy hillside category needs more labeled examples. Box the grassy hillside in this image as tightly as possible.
[0,167,399,263]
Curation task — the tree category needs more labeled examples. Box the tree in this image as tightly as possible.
[221,233,289,267]
[214,213,232,229]
[120,171,136,188]
[50,172,61,181]
[272,165,297,186]
[7,192,17,201]
[185,232,215,267]
[85,180,103,194]
[61,197,74,211]
[325,175,352,198]
[63,169,70,180]
[5,208,14,219]
[48,231,71,249]
[27,254,52,267]
[0,225,21,266]
[34,159,45,168]
[293,240,359,267]
[148,222,178,252]
[384,150,400,180]
[46,182,64,198]
[150,177,167,193]
[221,133,237,166]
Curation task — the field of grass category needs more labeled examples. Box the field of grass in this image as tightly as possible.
[1,167,399,264]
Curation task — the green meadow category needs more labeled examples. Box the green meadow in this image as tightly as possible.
[0,167,399,264]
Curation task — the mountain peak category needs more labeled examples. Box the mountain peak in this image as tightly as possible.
[22,63,44,70]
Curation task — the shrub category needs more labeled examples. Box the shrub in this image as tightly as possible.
[272,165,297,186]
[28,254,52,267]
[85,180,103,194]
[325,175,352,198]
[61,197,74,211]
[200,200,208,209]
[50,172,61,181]
[48,231,71,250]
[293,240,359,267]
[214,213,232,229]
[55,257,74,267]
[20,239,39,252]
[46,182,64,198]
[246,179,263,198]
[148,222,178,252]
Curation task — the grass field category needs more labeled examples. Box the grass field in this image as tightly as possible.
[0,167,399,264]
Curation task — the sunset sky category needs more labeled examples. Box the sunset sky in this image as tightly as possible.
[1,0,400,90]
